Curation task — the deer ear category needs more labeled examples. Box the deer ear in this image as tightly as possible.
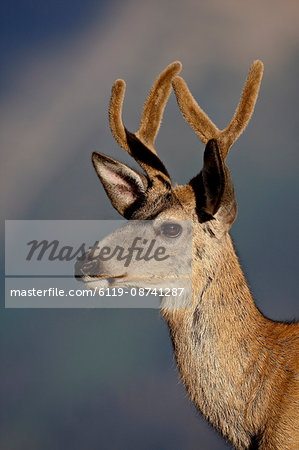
[202,139,237,230]
[202,139,225,215]
[92,152,148,216]
[189,139,237,229]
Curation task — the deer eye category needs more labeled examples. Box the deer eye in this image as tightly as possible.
[160,223,182,238]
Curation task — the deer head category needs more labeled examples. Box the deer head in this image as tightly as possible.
[76,61,263,308]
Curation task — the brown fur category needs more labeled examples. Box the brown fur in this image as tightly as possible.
[162,207,299,449]
[90,62,299,449]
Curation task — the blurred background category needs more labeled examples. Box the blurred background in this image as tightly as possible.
[1,0,298,449]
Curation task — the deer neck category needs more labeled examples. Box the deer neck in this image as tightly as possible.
[162,233,270,447]
[163,232,263,334]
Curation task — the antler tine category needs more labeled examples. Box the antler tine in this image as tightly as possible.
[219,60,264,159]
[109,62,182,181]
[136,61,182,151]
[109,78,130,153]
[172,60,264,160]
[172,76,220,144]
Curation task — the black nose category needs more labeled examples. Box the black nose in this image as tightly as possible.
[74,258,101,280]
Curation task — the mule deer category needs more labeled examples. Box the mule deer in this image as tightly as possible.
[76,62,299,449]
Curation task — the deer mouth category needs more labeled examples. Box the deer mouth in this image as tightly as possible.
[107,274,128,285]
[75,257,128,282]
[82,273,127,285]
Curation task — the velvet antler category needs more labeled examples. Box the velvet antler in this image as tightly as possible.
[172,60,264,159]
[109,62,182,182]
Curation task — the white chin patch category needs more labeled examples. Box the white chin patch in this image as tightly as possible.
[83,277,109,290]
